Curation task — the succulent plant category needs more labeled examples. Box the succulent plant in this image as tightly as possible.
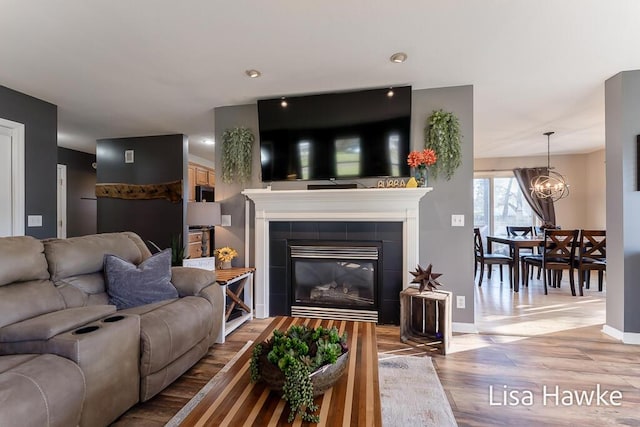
[249,324,348,422]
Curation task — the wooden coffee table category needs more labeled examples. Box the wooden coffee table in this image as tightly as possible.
[180,316,382,426]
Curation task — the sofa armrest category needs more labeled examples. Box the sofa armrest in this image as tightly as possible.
[197,283,225,345]
[170,267,217,297]
[0,305,116,343]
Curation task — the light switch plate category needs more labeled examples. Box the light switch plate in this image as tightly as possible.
[221,215,231,227]
[27,215,43,227]
[451,214,465,227]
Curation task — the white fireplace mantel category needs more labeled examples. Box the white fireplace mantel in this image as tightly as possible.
[242,187,432,318]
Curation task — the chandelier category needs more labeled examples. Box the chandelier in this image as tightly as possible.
[530,131,569,201]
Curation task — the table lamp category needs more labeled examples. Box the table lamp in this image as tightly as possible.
[186,201,221,257]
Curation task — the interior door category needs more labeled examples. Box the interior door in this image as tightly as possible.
[0,127,11,236]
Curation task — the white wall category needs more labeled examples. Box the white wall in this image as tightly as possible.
[474,149,605,229]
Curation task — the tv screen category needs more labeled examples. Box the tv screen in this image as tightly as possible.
[258,86,411,182]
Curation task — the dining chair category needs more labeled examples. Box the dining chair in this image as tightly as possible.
[577,230,606,292]
[523,229,580,296]
[474,228,513,287]
[506,226,538,282]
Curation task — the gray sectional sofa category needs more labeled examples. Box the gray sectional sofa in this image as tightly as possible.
[0,232,224,427]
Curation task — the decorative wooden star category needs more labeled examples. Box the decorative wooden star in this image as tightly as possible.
[410,264,443,292]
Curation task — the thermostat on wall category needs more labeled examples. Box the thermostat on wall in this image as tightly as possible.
[125,150,134,163]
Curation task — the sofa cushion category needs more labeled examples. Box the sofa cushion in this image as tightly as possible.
[0,354,85,427]
[54,272,110,308]
[0,236,49,287]
[105,249,178,310]
[45,232,152,281]
[0,305,116,343]
[137,296,213,376]
[0,280,66,329]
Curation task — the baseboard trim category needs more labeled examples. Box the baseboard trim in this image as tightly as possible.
[452,322,478,334]
[603,325,640,345]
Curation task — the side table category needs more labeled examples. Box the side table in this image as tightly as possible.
[214,267,255,344]
[399,287,452,355]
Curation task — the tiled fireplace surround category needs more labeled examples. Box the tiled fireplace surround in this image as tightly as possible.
[242,188,431,323]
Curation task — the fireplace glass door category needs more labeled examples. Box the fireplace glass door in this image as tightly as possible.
[289,243,380,310]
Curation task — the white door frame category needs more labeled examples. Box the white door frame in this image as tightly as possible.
[57,164,67,238]
[0,117,25,236]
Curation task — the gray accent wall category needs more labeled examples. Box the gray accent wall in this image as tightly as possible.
[96,134,188,251]
[214,105,261,267]
[215,85,475,325]
[605,70,640,335]
[413,86,475,325]
[0,85,57,238]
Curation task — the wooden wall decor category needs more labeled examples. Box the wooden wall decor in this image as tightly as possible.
[95,180,183,203]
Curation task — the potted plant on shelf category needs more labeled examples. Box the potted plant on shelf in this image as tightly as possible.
[250,324,349,422]
[424,109,462,181]
[213,246,237,269]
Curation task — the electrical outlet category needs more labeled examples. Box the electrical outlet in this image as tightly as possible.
[456,295,466,309]
[451,214,465,227]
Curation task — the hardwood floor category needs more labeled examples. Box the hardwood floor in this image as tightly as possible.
[113,270,640,427]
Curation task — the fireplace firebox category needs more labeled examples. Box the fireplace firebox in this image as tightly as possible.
[288,240,382,322]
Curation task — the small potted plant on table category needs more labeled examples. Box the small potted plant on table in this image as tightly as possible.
[249,324,349,422]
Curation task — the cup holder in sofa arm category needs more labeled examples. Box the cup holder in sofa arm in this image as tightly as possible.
[102,315,125,323]
[73,325,100,335]
[49,314,141,427]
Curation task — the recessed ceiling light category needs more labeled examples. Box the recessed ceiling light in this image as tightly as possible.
[389,52,407,63]
[203,139,215,145]
[245,69,261,78]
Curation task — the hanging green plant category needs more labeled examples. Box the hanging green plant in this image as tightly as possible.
[424,109,462,181]
[221,127,254,183]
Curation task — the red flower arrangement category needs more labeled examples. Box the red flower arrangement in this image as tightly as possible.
[407,149,437,168]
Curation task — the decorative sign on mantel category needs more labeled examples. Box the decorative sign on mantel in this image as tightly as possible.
[376,178,407,188]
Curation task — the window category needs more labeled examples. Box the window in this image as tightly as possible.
[297,140,311,180]
[387,132,401,176]
[474,173,536,253]
[335,137,361,177]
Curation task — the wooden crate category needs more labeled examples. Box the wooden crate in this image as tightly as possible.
[400,287,452,355]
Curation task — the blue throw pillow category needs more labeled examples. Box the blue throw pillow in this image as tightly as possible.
[104,248,178,309]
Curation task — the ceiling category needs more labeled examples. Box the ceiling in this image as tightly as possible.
[2,1,639,162]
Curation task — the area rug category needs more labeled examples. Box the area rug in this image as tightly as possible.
[379,355,457,427]
[165,347,457,427]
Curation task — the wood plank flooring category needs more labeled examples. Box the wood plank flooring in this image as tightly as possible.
[113,271,640,427]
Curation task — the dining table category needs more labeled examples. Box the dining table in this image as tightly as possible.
[486,235,545,292]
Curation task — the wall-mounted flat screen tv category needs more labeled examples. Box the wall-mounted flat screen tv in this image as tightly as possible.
[258,86,411,182]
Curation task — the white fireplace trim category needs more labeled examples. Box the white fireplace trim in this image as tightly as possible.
[242,187,432,319]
